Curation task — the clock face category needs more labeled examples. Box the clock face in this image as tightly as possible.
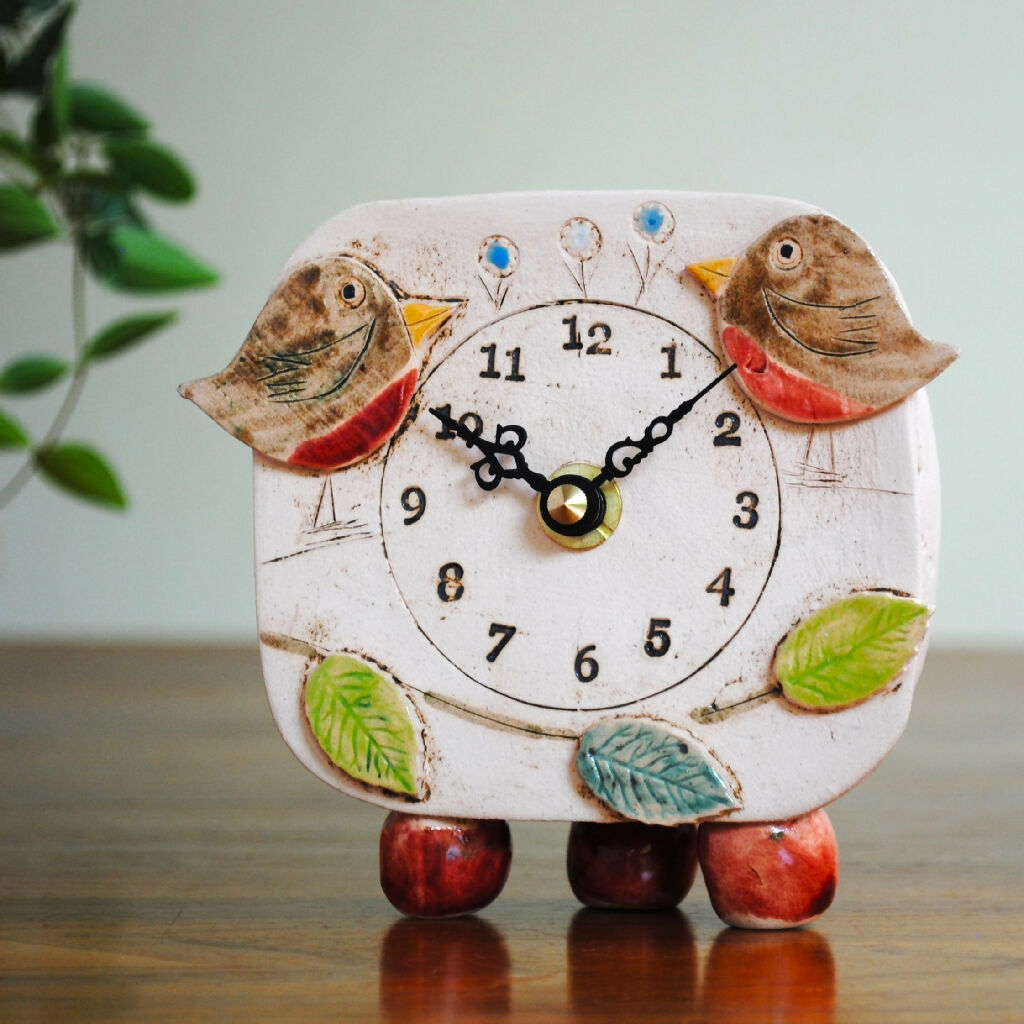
[379,300,781,711]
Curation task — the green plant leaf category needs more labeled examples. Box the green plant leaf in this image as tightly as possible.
[60,171,147,232]
[0,0,63,29]
[0,407,30,448]
[0,130,37,172]
[105,138,195,202]
[67,81,148,134]
[84,224,217,292]
[0,354,67,392]
[4,2,72,92]
[304,654,421,797]
[84,311,176,361]
[34,442,127,508]
[577,719,738,824]
[773,593,930,710]
[0,184,59,249]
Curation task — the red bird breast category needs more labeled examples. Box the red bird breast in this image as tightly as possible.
[288,369,419,469]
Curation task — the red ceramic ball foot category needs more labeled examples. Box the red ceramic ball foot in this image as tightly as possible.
[379,812,512,918]
[698,808,838,930]
[567,821,699,909]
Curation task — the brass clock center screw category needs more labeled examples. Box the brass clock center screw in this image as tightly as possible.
[545,482,590,526]
[537,463,622,551]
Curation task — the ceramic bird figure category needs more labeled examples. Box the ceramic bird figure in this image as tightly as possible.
[686,215,957,423]
[180,256,460,469]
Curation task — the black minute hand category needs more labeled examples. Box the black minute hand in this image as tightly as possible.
[592,363,738,488]
[428,407,549,494]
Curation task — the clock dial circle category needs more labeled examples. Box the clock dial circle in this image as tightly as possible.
[380,301,781,711]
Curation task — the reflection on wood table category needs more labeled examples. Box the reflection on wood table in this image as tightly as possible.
[1,647,1021,1022]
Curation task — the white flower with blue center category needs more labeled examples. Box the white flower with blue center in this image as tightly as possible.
[632,202,675,245]
[478,235,519,278]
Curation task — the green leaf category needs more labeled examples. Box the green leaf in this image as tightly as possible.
[49,39,68,135]
[0,1,62,28]
[0,354,67,392]
[4,2,72,92]
[84,311,176,361]
[0,407,30,448]
[0,129,39,171]
[0,184,59,249]
[577,719,738,824]
[60,171,147,231]
[67,81,148,134]
[105,137,195,202]
[84,224,217,293]
[773,593,930,710]
[34,442,127,508]
[304,654,421,797]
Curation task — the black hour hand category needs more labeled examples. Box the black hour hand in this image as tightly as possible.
[428,408,548,494]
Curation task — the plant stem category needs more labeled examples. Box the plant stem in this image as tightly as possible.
[0,249,90,510]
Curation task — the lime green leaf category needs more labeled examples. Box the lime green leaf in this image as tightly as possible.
[85,311,176,361]
[67,82,148,134]
[34,442,127,508]
[577,719,738,824]
[773,593,930,710]
[0,354,67,393]
[0,184,59,249]
[105,138,195,202]
[304,653,421,797]
[0,408,30,448]
[84,225,218,292]
[4,2,72,92]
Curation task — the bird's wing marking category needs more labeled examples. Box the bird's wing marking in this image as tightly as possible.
[763,287,881,358]
[260,321,376,403]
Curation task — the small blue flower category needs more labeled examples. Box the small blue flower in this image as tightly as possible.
[632,202,675,244]
[478,235,519,278]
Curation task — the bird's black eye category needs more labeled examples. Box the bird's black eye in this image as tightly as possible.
[337,276,366,308]
[770,237,803,270]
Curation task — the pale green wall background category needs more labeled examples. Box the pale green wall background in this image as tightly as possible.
[0,0,1017,645]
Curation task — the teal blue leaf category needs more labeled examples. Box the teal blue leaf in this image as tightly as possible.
[84,311,176,362]
[0,354,67,393]
[577,719,738,824]
[34,442,127,508]
[0,408,30,448]
[67,82,148,134]
[774,592,930,710]
[304,654,421,797]
[0,184,59,249]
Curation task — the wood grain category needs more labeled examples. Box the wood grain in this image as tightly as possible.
[1,647,1021,1022]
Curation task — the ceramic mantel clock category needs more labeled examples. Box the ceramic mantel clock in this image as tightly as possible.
[182,192,955,928]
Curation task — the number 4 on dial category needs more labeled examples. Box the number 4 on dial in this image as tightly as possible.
[706,568,735,607]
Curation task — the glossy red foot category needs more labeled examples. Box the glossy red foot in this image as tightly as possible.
[698,808,838,929]
[567,821,699,910]
[379,812,512,918]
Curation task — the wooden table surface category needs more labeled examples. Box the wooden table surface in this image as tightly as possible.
[1,646,1021,1022]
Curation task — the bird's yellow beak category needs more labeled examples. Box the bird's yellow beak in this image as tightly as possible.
[402,298,461,347]
[686,258,736,295]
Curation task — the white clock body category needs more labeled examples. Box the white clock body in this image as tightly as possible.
[251,192,939,823]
